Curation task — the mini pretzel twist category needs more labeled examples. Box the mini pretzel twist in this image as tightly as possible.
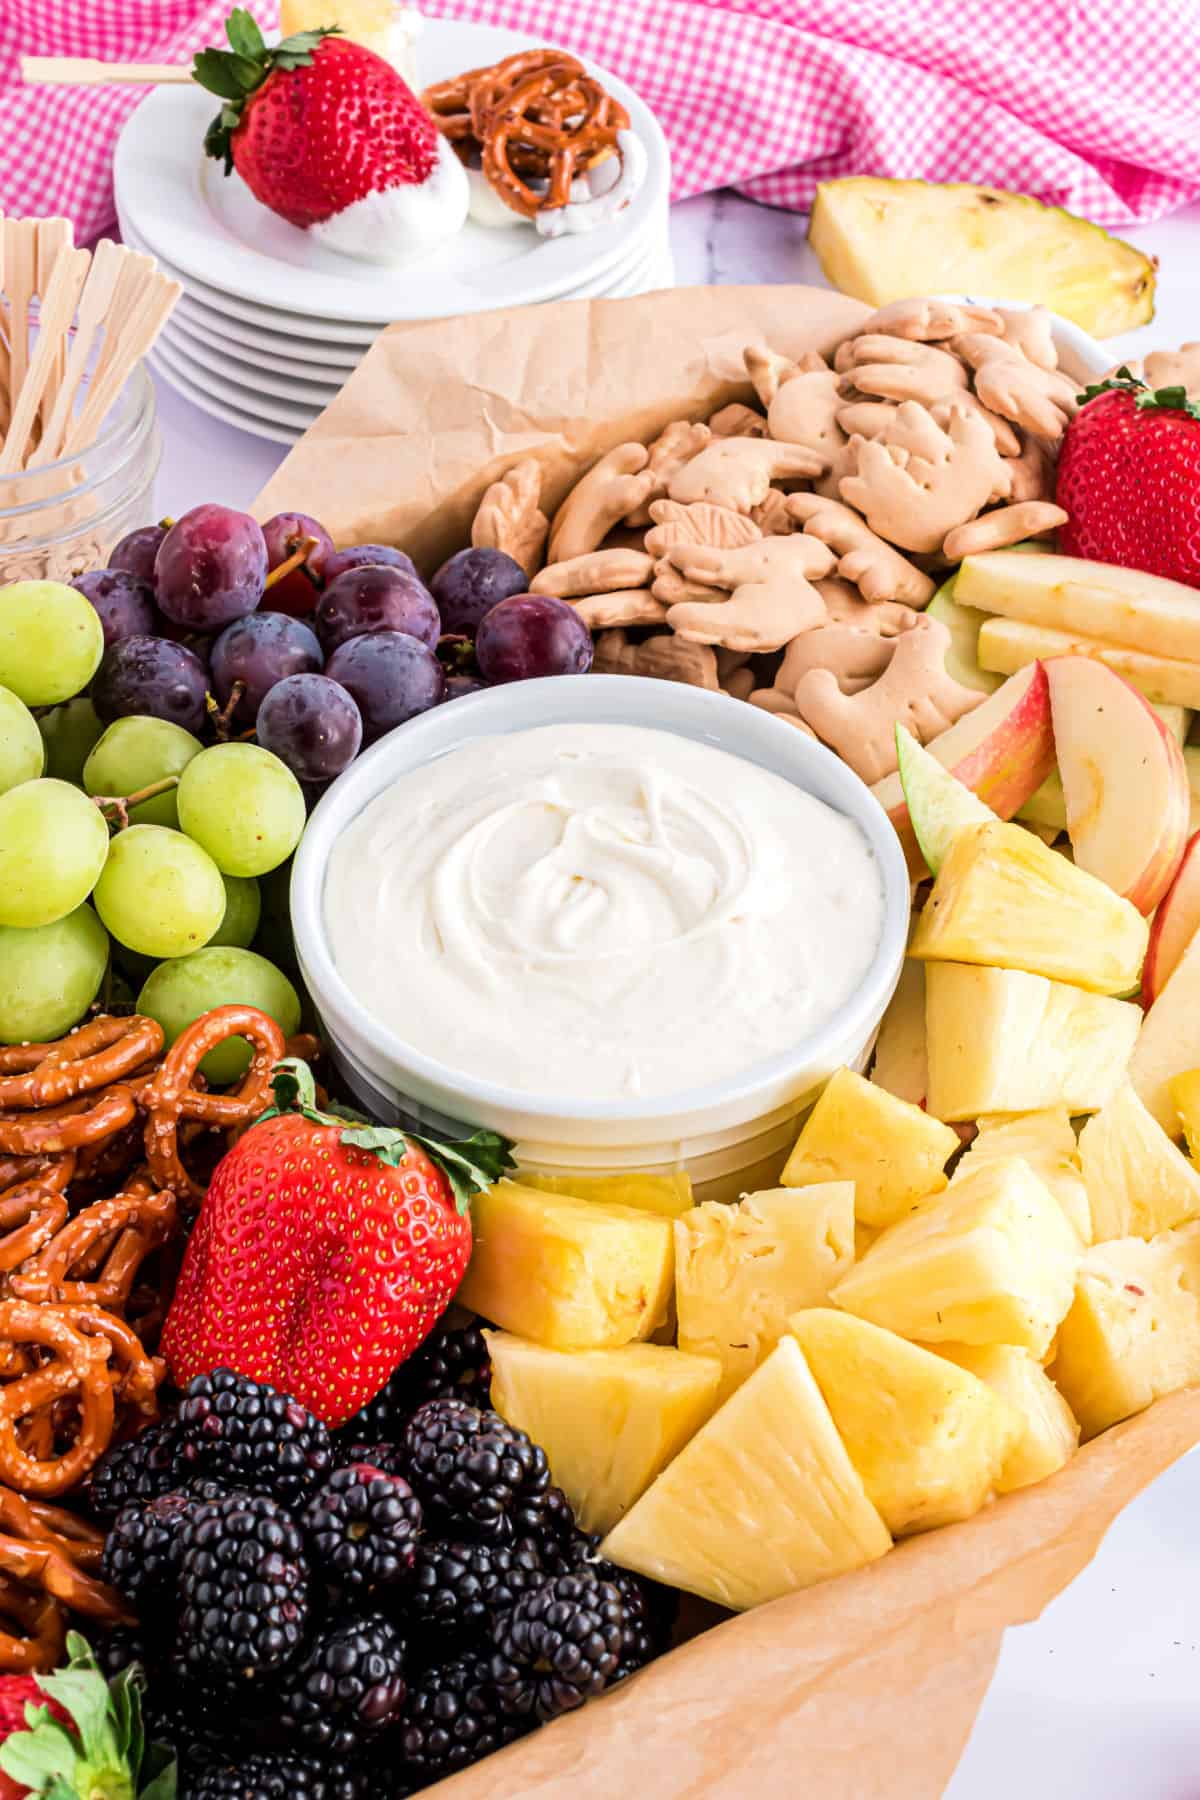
[10,1177,176,1314]
[0,1017,163,1112]
[0,1089,138,1159]
[0,1301,115,1497]
[482,66,624,218]
[0,1573,66,1672]
[138,1005,286,1206]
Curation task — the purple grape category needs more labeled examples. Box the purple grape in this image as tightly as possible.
[71,568,158,649]
[315,566,440,655]
[444,673,487,700]
[108,523,167,585]
[321,543,418,585]
[325,632,445,744]
[475,594,594,683]
[256,673,363,781]
[154,503,268,630]
[91,635,209,735]
[260,511,334,619]
[429,547,528,637]
[211,612,324,727]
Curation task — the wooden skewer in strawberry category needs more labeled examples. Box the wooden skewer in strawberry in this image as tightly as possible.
[160,1057,515,1427]
[191,7,469,264]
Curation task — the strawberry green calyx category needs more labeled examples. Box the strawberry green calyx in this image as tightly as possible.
[1077,366,1200,421]
[0,1634,176,1800]
[193,9,342,173]
[258,1059,516,1214]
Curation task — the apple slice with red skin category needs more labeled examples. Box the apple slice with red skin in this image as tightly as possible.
[1143,829,1200,1006]
[873,662,1055,872]
[1046,655,1189,918]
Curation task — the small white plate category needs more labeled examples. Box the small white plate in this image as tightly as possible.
[115,19,670,325]
[148,344,300,445]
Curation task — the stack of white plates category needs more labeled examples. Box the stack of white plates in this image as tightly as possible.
[113,20,672,445]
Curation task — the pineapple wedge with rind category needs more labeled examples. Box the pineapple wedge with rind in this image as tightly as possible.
[910,822,1148,996]
[870,957,928,1107]
[1078,1082,1200,1242]
[600,1336,892,1611]
[926,962,1140,1121]
[936,1343,1079,1491]
[1051,1222,1200,1438]
[485,1333,721,1535]
[831,1156,1079,1357]
[788,1309,1019,1535]
[807,178,1155,338]
[515,1170,694,1218]
[458,1180,674,1351]
[953,1108,1091,1245]
[780,1068,959,1229]
[674,1183,854,1402]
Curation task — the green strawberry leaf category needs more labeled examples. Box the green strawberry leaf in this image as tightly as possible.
[0,1716,77,1789]
[1135,383,1200,421]
[191,47,256,101]
[224,6,266,58]
[139,1743,178,1800]
[340,1125,516,1212]
[1075,365,1146,406]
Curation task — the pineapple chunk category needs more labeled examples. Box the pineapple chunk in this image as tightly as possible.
[600,1336,892,1610]
[926,962,1140,1121]
[870,957,928,1106]
[1051,1222,1200,1437]
[780,1068,958,1229]
[953,1109,1091,1245]
[807,179,1155,338]
[831,1156,1079,1357]
[674,1183,854,1402]
[516,1170,694,1218]
[910,823,1148,997]
[937,1344,1079,1491]
[788,1309,1019,1535]
[485,1333,721,1534]
[1078,1082,1200,1242]
[1171,1070,1200,1159]
[1130,931,1200,1135]
[459,1180,673,1350]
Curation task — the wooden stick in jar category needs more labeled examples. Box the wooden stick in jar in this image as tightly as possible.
[4,220,37,404]
[34,218,75,431]
[21,57,192,86]
[30,238,128,468]
[64,273,182,457]
[0,246,91,473]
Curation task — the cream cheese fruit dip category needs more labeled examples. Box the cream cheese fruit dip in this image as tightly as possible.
[323,722,886,1102]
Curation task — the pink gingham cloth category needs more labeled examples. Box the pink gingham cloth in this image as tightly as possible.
[3,0,1199,238]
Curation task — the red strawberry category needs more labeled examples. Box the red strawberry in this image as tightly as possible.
[193,9,438,229]
[161,1059,514,1427]
[1057,368,1200,588]
[0,1677,68,1800]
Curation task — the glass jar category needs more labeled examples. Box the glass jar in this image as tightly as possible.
[0,365,161,585]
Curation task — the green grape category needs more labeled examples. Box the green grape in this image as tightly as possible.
[208,873,262,949]
[254,856,297,973]
[38,697,104,783]
[0,685,44,795]
[176,742,306,877]
[0,779,111,929]
[137,945,301,1083]
[0,580,105,704]
[92,823,225,958]
[0,904,109,1042]
[83,717,203,828]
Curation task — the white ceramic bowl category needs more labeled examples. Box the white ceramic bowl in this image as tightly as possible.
[291,676,910,1192]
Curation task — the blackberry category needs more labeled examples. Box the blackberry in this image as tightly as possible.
[279,1613,407,1756]
[515,1480,576,1547]
[552,1539,678,1658]
[101,1482,227,1607]
[490,1572,625,1724]
[400,1654,525,1786]
[333,1440,407,1477]
[177,1492,311,1688]
[174,1368,333,1507]
[407,1536,546,1645]
[90,1625,148,1683]
[184,1748,375,1799]
[301,1463,423,1595]
[344,1323,493,1443]
[85,1420,181,1519]
[401,1399,549,1543]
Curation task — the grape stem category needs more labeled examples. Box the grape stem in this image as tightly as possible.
[208,681,247,741]
[264,534,321,592]
[91,776,179,830]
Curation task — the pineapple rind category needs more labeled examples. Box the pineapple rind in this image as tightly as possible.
[925,962,1141,1121]
[910,823,1148,997]
[674,1184,855,1402]
[937,1343,1079,1490]
[600,1336,892,1611]
[781,1067,959,1228]
[515,1170,695,1218]
[1051,1222,1200,1438]
[830,1156,1079,1357]
[788,1309,1019,1535]
[954,1108,1091,1245]
[1079,1082,1200,1243]
[459,1181,674,1351]
[485,1333,722,1535]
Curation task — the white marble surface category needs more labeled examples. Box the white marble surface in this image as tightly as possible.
[147,188,1200,1800]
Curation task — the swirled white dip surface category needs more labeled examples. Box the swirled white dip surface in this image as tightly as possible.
[323,723,885,1101]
